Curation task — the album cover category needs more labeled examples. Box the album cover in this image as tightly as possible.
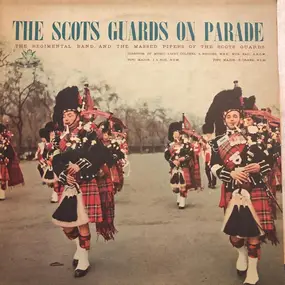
[0,0,283,284]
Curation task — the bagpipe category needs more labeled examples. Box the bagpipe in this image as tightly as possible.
[244,109,280,128]
[80,83,130,177]
[182,113,207,144]
[80,86,127,136]
[244,110,283,212]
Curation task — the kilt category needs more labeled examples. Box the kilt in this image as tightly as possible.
[224,186,276,241]
[171,167,192,191]
[95,168,117,240]
[0,163,9,190]
[250,188,275,233]
[7,154,24,187]
[54,179,103,224]
[80,178,103,224]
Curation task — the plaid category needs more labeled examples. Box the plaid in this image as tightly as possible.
[110,165,120,184]
[7,147,24,187]
[56,178,103,225]
[250,188,275,232]
[193,155,201,188]
[219,183,228,209]
[0,163,9,190]
[182,167,191,189]
[267,165,281,219]
[224,187,275,233]
[114,163,124,193]
[53,181,64,197]
[218,134,246,170]
[95,167,117,240]
[170,167,192,190]
[80,178,103,224]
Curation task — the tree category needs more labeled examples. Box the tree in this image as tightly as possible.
[0,41,11,68]
[146,107,169,152]
[24,89,53,146]
[78,78,120,111]
[0,50,51,151]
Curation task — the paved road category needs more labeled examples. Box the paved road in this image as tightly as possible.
[0,154,284,285]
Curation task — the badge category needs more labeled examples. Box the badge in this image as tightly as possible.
[229,151,242,165]
[217,135,228,147]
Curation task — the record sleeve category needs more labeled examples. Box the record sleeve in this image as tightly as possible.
[0,0,284,284]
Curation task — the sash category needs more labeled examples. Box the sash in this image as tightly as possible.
[217,133,247,171]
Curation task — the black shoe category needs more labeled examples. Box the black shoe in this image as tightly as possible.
[243,283,259,285]
[237,269,247,276]
[178,206,185,210]
[72,259,78,268]
[74,266,90,278]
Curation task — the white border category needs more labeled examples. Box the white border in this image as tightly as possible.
[277,0,285,267]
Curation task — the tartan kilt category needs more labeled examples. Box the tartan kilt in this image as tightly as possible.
[80,178,103,224]
[95,170,117,240]
[0,163,9,190]
[171,167,192,190]
[225,187,275,234]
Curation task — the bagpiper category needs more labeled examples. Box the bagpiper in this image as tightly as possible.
[201,139,217,189]
[244,111,282,219]
[0,123,24,200]
[34,127,48,183]
[35,122,59,203]
[164,121,195,209]
[209,99,278,285]
[98,120,125,194]
[51,86,116,278]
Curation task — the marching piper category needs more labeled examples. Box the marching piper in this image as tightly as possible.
[209,103,278,285]
[164,122,195,209]
[99,121,125,194]
[201,140,217,189]
[51,86,116,278]
[0,124,24,200]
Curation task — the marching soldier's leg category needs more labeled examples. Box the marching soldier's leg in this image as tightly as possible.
[244,238,260,285]
[74,223,91,278]
[229,236,248,276]
[178,188,186,209]
[0,189,6,200]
